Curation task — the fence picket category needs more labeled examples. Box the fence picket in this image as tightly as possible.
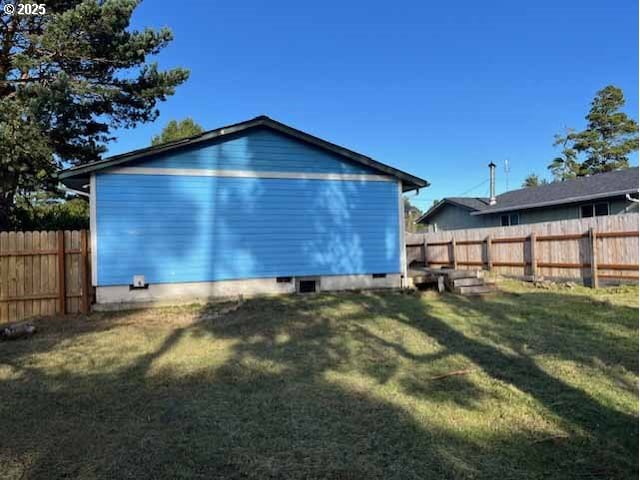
[0,230,93,323]
[407,213,639,285]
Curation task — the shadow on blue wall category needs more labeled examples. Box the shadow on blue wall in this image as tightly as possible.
[96,129,400,286]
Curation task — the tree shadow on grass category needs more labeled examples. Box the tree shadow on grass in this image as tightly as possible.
[0,288,637,479]
[0,297,466,479]
[373,289,638,477]
[443,289,639,372]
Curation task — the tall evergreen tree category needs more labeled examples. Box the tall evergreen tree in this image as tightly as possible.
[573,86,638,174]
[151,118,204,146]
[0,0,189,229]
[548,129,581,181]
[549,86,638,179]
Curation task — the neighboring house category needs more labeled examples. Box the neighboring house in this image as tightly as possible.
[60,115,428,305]
[417,163,639,231]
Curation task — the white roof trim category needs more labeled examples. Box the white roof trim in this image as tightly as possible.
[108,167,395,182]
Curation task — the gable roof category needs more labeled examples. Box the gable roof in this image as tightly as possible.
[417,167,639,223]
[415,197,489,224]
[59,115,428,192]
[444,197,490,211]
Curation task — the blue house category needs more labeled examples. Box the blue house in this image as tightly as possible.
[60,116,427,306]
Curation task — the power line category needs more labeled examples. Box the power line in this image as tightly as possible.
[405,175,493,210]
[458,178,489,197]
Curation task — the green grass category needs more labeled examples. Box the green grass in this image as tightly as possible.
[0,280,637,479]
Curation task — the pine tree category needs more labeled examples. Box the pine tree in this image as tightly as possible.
[548,129,581,181]
[0,1,190,228]
[549,86,638,179]
[573,86,638,174]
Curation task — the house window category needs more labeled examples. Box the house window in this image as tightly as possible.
[594,202,610,216]
[581,202,610,218]
[501,213,520,226]
[581,204,594,218]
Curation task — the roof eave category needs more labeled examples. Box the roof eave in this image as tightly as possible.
[470,189,638,215]
[58,116,429,190]
[415,200,446,224]
[415,198,482,224]
[58,116,267,181]
[261,118,429,190]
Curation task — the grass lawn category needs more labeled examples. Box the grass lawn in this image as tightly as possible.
[0,280,637,479]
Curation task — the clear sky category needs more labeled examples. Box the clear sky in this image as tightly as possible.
[110,0,639,212]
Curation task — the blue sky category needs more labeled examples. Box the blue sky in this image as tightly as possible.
[111,0,639,212]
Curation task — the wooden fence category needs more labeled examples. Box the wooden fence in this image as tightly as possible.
[0,230,92,323]
[406,213,639,286]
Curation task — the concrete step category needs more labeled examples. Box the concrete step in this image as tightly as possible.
[451,277,485,288]
[454,284,497,295]
[441,269,482,280]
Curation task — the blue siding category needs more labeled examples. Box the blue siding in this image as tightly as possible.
[96,174,399,286]
[136,128,377,174]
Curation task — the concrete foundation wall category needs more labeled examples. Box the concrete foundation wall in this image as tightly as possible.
[319,274,400,290]
[94,274,402,310]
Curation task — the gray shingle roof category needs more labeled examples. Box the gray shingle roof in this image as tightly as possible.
[472,167,639,215]
[417,167,638,223]
[446,197,491,211]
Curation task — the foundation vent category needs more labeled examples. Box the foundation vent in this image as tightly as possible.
[297,279,318,294]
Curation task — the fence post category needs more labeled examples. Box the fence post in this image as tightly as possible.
[451,236,457,269]
[485,235,492,271]
[530,232,537,280]
[80,230,89,314]
[57,230,66,314]
[589,228,599,288]
[423,236,429,267]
